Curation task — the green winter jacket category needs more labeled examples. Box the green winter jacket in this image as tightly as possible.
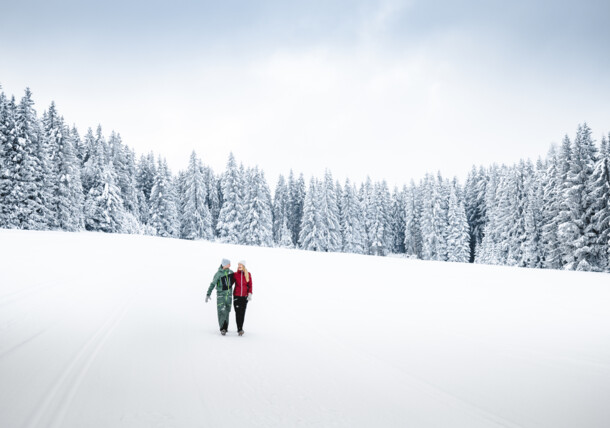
[207,266,235,297]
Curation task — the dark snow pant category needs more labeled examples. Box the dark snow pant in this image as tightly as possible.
[216,291,232,331]
[233,296,248,332]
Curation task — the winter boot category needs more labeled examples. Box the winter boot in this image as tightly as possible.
[238,330,244,336]
[221,329,227,336]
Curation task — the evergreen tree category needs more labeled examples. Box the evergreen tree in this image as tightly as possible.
[217,153,243,243]
[589,138,610,271]
[1,89,51,229]
[242,167,273,247]
[202,165,220,233]
[278,218,294,248]
[541,145,563,269]
[464,166,487,262]
[433,175,451,261]
[369,181,391,256]
[446,184,470,262]
[404,180,423,258]
[181,151,213,240]
[390,186,407,254]
[135,152,157,225]
[83,165,125,233]
[339,179,366,254]
[522,160,544,268]
[476,165,502,265]
[82,126,125,234]
[287,171,305,246]
[81,127,101,195]
[558,124,598,270]
[42,102,84,231]
[419,174,438,260]
[272,174,289,244]
[360,177,375,254]
[495,166,525,266]
[149,158,179,237]
[71,125,85,166]
[319,170,342,252]
[299,178,325,251]
[110,132,139,216]
[0,91,14,226]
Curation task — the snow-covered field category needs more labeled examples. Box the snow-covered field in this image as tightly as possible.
[1,229,609,428]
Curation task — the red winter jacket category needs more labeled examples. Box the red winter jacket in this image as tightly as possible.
[233,270,253,297]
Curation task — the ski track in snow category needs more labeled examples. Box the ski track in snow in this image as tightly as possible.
[1,230,610,428]
[25,296,133,428]
[0,279,62,308]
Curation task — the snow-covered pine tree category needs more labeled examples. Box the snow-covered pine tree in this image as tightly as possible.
[390,186,407,254]
[446,183,470,262]
[82,125,125,233]
[368,181,391,256]
[278,218,294,248]
[588,135,610,271]
[149,157,179,237]
[522,160,544,268]
[272,174,289,244]
[428,174,450,261]
[0,90,13,226]
[601,134,609,159]
[136,152,157,225]
[71,125,86,167]
[42,102,84,231]
[110,132,139,217]
[335,179,344,247]
[558,124,599,271]
[81,127,101,195]
[180,151,213,240]
[2,88,52,229]
[360,177,375,254]
[419,174,438,260]
[202,165,220,233]
[319,170,342,252]
[404,180,423,259]
[217,153,243,244]
[83,166,125,233]
[299,177,325,251]
[242,167,273,247]
[287,171,306,248]
[177,170,188,235]
[339,178,366,254]
[553,134,573,268]
[464,166,487,262]
[540,145,562,269]
[380,180,394,253]
[494,165,526,266]
[476,165,502,265]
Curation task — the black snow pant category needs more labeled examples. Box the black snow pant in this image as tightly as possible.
[233,296,248,332]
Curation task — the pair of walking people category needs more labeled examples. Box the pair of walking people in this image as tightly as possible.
[206,259,253,336]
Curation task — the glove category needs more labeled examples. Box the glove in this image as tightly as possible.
[247,293,252,302]
[205,295,211,303]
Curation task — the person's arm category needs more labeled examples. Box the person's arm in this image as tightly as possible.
[248,273,253,295]
[207,271,220,297]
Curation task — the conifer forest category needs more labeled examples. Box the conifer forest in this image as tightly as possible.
[1,87,609,272]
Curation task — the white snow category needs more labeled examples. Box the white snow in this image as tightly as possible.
[1,229,609,428]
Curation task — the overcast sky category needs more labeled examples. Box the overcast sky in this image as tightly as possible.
[2,0,609,187]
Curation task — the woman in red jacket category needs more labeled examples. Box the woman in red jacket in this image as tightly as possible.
[233,260,253,336]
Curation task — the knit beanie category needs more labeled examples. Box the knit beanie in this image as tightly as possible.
[222,258,230,267]
[238,260,246,267]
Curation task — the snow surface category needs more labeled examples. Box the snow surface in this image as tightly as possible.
[1,229,609,428]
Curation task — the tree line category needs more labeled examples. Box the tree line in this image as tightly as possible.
[1,87,609,272]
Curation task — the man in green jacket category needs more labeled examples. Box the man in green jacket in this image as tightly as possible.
[206,258,235,335]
